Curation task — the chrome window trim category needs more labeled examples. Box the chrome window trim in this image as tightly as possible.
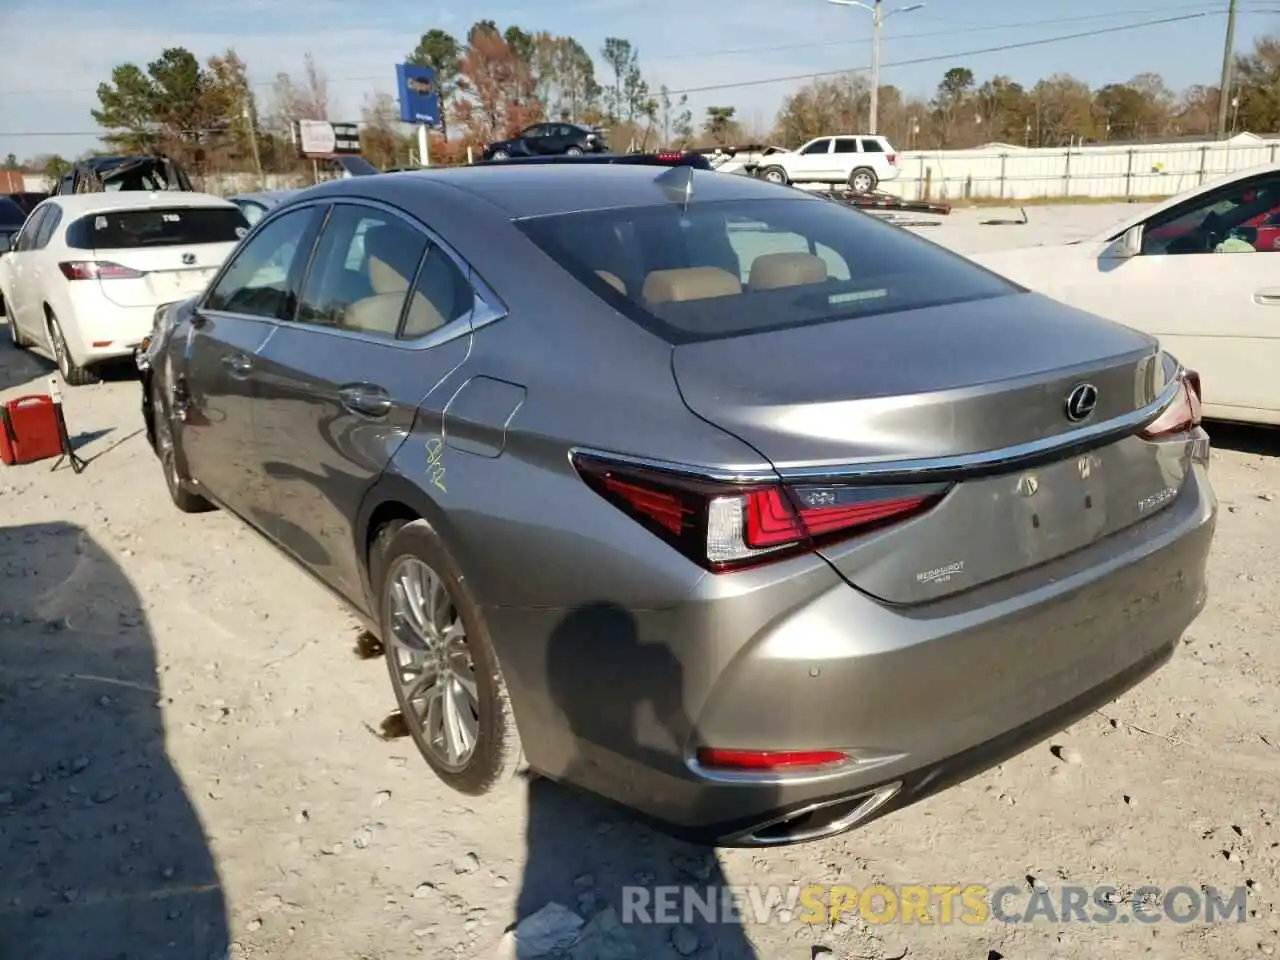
[196,195,506,352]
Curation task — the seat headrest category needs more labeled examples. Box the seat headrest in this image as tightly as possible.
[595,270,626,294]
[642,267,741,304]
[363,225,419,295]
[748,252,828,290]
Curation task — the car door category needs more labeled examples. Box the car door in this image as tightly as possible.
[3,206,48,334]
[831,137,860,181]
[180,203,324,524]
[1060,170,1280,419]
[252,200,482,603]
[790,138,833,180]
[521,124,551,155]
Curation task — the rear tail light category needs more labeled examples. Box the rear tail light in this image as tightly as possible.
[1141,369,1202,439]
[59,261,143,280]
[887,153,897,165]
[696,748,848,772]
[572,453,951,572]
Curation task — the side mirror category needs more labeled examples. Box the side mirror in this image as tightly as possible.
[1110,223,1143,260]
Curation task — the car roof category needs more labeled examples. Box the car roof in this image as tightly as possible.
[48,191,236,216]
[229,190,295,205]
[343,164,815,219]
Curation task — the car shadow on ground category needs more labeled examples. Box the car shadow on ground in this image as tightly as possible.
[510,601,769,959]
[1,323,139,394]
[1207,420,1280,458]
[0,522,229,960]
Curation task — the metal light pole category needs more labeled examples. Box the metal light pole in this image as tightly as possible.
[827,0,925,135]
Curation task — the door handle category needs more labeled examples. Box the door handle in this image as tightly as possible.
[222,353,253,376]
[339,384,392,418]
[1254,287,1280,305]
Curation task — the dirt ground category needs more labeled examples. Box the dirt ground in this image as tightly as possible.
[2,206,1279,960]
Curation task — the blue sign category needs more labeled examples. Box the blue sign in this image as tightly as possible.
[396,63,440,125]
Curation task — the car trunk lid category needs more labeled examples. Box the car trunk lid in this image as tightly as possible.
[90,243,237,307]
[672,291,1190,602]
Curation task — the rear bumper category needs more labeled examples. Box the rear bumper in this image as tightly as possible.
[63,294,155,363]
[486,457,1215,845]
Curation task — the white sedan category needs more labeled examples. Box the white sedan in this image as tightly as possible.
[969,162,1280,427]
[0,192,248,385]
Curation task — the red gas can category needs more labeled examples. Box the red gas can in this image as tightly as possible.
[0,395,63,466]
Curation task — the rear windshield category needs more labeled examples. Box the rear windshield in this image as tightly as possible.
[516,197,1017,343]
[66,206,249,250]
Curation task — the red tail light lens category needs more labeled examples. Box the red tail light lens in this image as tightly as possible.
[1140,369,1202,439]
[573,453,951,572]
[696,748,848,771]
[887,153,897,165]
[59,261,143,280]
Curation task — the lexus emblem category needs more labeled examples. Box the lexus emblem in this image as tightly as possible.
[181,252,196,265]
[1065,382,1099,422]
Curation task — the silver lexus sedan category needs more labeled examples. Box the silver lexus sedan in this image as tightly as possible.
[140,160,1216,846]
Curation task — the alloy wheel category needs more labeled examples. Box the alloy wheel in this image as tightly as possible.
[851,172,874,194]
[48,320,71,378]
[387,556,480,771]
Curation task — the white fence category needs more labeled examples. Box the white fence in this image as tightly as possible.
[19,135,1280,203]
[885,137,1280,202]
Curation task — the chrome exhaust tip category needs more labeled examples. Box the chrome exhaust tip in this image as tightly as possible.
[728,782,903,847]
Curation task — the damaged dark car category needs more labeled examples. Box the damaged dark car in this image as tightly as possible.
[51,154,195,195]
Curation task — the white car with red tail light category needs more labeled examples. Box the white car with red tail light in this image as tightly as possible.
[0,192,248,385]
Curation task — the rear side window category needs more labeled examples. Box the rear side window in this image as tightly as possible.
[516,198,1018,343]
[833,139,859,154]
[65,206,249,250]
[32,207,61,249]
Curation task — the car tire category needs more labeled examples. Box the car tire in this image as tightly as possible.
[848,166,878,195]
[151,378,214,513]
[46,311,98,386]
[491,149,510,161]
[372,518,523,796]
[760,165,790,185]
[565,146,584,156]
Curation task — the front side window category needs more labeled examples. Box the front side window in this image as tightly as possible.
[800,139,831,156]
[1141,173,1280,255]
[296,205,429,336]
[517,197,1017,343]
[204,206,318,319]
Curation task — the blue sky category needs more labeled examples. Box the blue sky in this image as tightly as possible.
[0,0,1275,158]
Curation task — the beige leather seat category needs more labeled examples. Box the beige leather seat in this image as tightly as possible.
[642,267,741,304]
[748,252,828,291]
[343,227,444,336]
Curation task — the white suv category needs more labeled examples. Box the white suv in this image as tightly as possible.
[757,135,900,194]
